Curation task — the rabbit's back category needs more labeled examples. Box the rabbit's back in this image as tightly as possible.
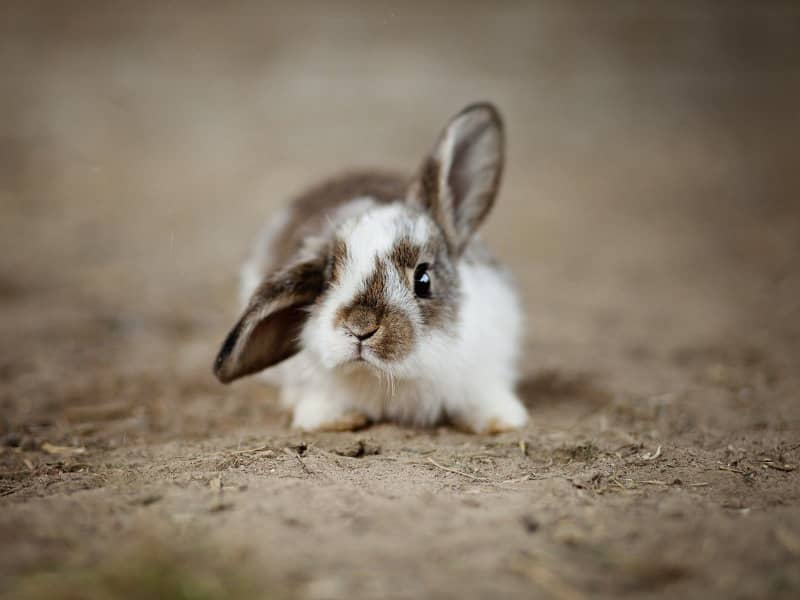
[256,171,408,276]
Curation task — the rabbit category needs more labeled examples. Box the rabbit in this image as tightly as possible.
[213,102,528,433]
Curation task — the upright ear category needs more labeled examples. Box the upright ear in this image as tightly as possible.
[213,258,325,383]
[409,102,505,254]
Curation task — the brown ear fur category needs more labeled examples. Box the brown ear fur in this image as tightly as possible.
[213,259,325,383]
[409,102,504,254]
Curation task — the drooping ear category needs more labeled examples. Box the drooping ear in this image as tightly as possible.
[213,258,325,383]
[409,102,504,254]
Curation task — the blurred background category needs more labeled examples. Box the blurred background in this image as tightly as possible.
[1,1,799,598]
[2,1,799,371]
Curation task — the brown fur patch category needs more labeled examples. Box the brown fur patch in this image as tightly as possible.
[417,156,440,215]
[368,310,414,362]
[388,232,461,333]
[412,156,460,255]
[389,237,421,271]
[214,257,327,383]
[335,260,382,335]
[343,306,380,339]
[409,103,504,255]
[253,258,327,307]
[335,258,417,362]
[329,237,348,285]
[446,104,504,250]
[416,276,457,330]
[357,258,388,310]
[260,171,408,277]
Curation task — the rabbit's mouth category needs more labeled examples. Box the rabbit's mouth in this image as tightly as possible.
[352,344,379,367]
[338,337,399,371]
[337,354,382,376]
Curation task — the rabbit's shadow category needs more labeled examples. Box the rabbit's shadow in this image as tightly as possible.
[517,369,612,410]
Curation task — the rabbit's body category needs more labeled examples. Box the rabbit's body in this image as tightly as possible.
[239,172,526,432]
[214,103,529,433]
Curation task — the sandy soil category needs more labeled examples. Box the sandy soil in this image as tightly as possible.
[2,2,800,598]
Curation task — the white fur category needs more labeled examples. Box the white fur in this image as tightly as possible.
[303,205,432,372]
[241,199,527,433]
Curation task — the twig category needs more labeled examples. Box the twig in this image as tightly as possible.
[639,479,668,486]
[283,448,313,475]
[467,452,508,459]
[719,465,753,476]
[41,442,86,456]
[0,486,23,497]
[688,482,710,487]
[762,461,796,472]
[641,445,662,461]
[609,476,627,490]
[499,474,533,485]
[231,444,274,456]
[427,457,486,481]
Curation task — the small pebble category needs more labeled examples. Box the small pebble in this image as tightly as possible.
[520,515,540,533]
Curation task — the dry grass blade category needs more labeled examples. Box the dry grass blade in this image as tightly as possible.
[499,474,533,485]
[0,485,24,497]
[41,443,86,456]
[640,446,662,461]
[283,448,313,475]
[519,440,529,457]
[427,457,486,481]
[231,445,274,456]
[609,477,625,489]
[762,461,796,472]
[718,465,752,476]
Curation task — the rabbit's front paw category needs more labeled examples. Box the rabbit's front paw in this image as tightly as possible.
[457,389,529,434]
[312,413,371,432]
[291,393,369,432]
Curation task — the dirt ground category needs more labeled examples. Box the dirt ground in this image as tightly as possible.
[2,2,800,598]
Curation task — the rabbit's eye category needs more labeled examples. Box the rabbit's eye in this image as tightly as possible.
[413,263,431,298]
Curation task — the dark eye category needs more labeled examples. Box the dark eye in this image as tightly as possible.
[413,263,431,298]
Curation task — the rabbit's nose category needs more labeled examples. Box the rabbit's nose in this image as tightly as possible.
[347,325,378,342]
[344,308,380,341]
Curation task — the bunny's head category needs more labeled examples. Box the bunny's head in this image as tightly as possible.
[214,103,505,383]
